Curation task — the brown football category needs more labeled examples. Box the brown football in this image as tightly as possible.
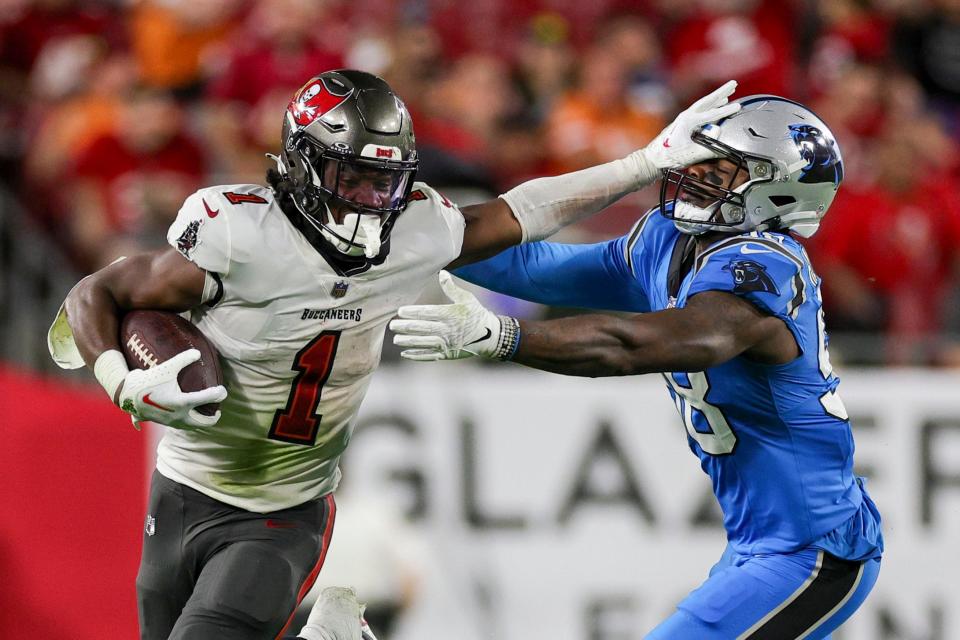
[120,310,223,416]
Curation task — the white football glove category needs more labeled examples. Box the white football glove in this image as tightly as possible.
[118,348,227,429]
[640,80,741,170]
[390,271,503,361]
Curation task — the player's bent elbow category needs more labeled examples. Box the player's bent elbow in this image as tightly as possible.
[692,336,744,370]
[65,274,107,319]
[645,340,735,375]
[64,266,130,328]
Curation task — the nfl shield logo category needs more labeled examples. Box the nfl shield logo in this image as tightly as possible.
[331,281,349,298]
[145,514,156,536]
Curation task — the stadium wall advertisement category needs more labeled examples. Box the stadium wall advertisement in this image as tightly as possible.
[338,367,960,640]
[2,365,957,639]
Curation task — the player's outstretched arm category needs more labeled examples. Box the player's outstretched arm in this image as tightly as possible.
[449,81,740,268]
[509,290,798,375]
[390,274,798,373]
[452,238,648,312]
[59,248,226,427]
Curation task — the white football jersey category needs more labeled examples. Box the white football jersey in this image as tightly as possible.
[159,183,465,512]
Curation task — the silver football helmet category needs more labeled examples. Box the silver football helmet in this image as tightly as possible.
[273,69,418,266]
[660,95,843,238]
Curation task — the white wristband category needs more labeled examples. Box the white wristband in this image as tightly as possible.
[94,349,130,403]
[501,150,659,243]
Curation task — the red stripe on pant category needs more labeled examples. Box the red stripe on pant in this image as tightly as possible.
[275,493,338,639]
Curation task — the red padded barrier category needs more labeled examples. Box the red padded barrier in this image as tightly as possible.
[0,364,146,639]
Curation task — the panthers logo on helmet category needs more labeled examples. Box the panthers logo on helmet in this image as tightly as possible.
[723,258,780,295]
[787,124,843,186]
[288,78,353,128]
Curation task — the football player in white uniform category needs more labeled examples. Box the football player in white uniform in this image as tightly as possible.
[47,70,740,639]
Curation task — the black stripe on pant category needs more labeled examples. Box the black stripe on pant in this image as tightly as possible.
[745,552,864,639]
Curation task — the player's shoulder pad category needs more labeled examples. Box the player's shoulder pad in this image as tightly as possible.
[623,207,675,276]
[406,182,460,212]
[690,231,808,318]
[166,185,274,275]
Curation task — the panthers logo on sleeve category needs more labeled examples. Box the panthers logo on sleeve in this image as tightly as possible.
[722,258,780,295]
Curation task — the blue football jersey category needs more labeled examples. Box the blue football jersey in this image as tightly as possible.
[455,210,883,560]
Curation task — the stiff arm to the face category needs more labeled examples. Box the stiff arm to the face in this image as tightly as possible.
[446,80,742,269]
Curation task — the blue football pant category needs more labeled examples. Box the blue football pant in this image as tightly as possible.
[647,545,880,639]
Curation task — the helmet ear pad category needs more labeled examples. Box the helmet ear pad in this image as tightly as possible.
[298,192,321,215]
[278,134,332,219]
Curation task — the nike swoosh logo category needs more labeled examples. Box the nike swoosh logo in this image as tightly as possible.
[662,138,672,148]
[466,327,492,346]
[265,519,297,529]
[740,245,770,254]
[203,198,219,218]
[142,393,173,412]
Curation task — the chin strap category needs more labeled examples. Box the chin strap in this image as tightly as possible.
[265,152,287,176]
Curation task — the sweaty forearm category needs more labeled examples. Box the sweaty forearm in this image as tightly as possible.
[64,251,205,370]
[63,274,136,405]
[513,315,643,377]
[64,276,125,369]
[513,310,728,377]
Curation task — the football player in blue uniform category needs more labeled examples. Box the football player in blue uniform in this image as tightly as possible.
[390,96,883,639]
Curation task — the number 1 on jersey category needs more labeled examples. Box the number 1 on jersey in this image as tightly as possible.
[269,331,341,446]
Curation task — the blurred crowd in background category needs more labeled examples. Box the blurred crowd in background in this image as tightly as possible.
[2,0,960,366]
